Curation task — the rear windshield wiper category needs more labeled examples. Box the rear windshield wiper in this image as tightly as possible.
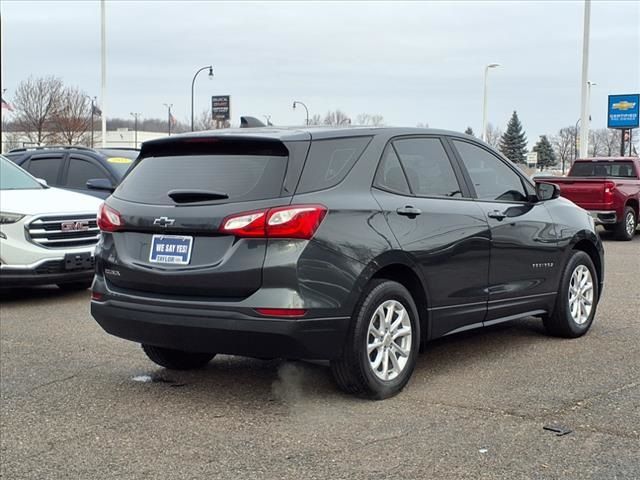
[168,189,229,203]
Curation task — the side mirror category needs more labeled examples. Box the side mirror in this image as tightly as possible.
[536,182,560,201]
[86,178,114,192]
[36,178,48,187]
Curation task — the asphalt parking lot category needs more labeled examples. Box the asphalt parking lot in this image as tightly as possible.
[1,230,639,480]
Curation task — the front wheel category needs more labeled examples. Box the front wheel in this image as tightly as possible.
[331,280,420,400]
[543,251,599,338]
[142,344,215,370]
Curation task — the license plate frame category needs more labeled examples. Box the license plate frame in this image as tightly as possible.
[149,235,193,265]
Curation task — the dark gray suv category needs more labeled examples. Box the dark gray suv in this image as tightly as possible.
[91,127,604,399]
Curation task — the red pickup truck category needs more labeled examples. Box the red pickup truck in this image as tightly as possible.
[535,157,640,241]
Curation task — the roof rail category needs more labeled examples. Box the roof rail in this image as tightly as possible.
[8,145,96,153]
[96,147,140,151]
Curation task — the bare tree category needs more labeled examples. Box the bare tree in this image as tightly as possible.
[53,85,91,145]
[194,108,214,131]
[601,128,622,156]
[308,114,322,126]
[552,126,576,172]
[588,129,605,157]
[13,76,63,145]
[356,113,385,126]
[323,110,350,126]
[485,122,502,148]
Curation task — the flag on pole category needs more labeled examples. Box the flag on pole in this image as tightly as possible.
[92,104,102,116]
[1,96,14,111]
[170,113,177,127]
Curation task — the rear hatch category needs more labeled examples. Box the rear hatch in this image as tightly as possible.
[101,136,306,299]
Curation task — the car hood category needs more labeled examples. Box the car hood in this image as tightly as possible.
[0,187,103,216]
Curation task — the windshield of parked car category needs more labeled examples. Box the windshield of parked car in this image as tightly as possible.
[570,161,637,178]
[0,156,44,190]
[98,149,139,177]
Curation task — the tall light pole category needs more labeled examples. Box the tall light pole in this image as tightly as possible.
[100,0,107,148]
[191,65,213,131]
[163,104,173,136]
[130,112,141,148]
[579,0,591,158]
[86,95,97,148]
[292,101,309,126]
[482,63,500,142]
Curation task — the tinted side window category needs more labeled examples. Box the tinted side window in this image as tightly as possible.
[374,146,411,195]
[27,157,63,185]
[393,138,462,197]
[67,159,108,189]
[297,137,371,193]
[453,140,527,202]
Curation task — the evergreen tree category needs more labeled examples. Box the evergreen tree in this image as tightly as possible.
[464,126,474,136]
[499,111,528,164]
[533,135,556,169]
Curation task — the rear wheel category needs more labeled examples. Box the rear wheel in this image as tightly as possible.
[331,280,420,399]
[543,251,598,338]
[614,206,637,241]
[142,344,215,370]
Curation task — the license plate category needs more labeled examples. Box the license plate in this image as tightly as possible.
[149,235,193,265]
[64,252,94,271]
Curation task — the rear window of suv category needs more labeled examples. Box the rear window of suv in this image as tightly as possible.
[114,154,288,205]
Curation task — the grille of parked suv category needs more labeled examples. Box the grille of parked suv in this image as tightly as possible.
[27,215,100,249]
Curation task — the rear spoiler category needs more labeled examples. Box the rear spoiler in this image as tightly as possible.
[240,116,266,128]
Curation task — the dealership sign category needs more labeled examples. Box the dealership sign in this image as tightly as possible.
[211,95,231,121]
[607,94,639,129]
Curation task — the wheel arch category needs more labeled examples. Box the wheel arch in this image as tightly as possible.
[626,198,639,219]
[570,235,604,300]
[350,251,431,343]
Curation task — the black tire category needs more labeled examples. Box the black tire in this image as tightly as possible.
[141,344,215,370]
[57,281,92,291]
[330,279,420,400]
[543,251,599,338]
[614,206,637,241]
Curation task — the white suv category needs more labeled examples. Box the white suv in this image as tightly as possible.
[0,155,102,289]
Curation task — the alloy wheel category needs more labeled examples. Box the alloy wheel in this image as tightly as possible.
[367,300,412,381]
[568,265,594,325]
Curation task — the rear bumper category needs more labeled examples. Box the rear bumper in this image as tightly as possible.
[588,210,617,225]
[91,298,350,360]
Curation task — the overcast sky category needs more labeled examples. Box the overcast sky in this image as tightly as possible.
[1,0,638,144]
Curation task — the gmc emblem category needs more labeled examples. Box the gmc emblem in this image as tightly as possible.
[61,221,90,232]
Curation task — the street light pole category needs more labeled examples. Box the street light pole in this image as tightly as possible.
[130,112,141,148]
[482,63,500,142]
[292,101,309,126]
[86,95,96,148]
[163,104,173,136]
[191,65,213,131]
[578,0,591,158]
[100,0,107,148]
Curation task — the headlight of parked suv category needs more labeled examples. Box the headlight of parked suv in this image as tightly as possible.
[0,212,25,224]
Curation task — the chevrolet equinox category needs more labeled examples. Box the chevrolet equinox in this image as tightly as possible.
[91,127,604,399]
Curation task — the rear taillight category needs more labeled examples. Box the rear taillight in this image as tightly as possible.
[221,204,327,240]
[603,181,615,205]
[97,203,123,232]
